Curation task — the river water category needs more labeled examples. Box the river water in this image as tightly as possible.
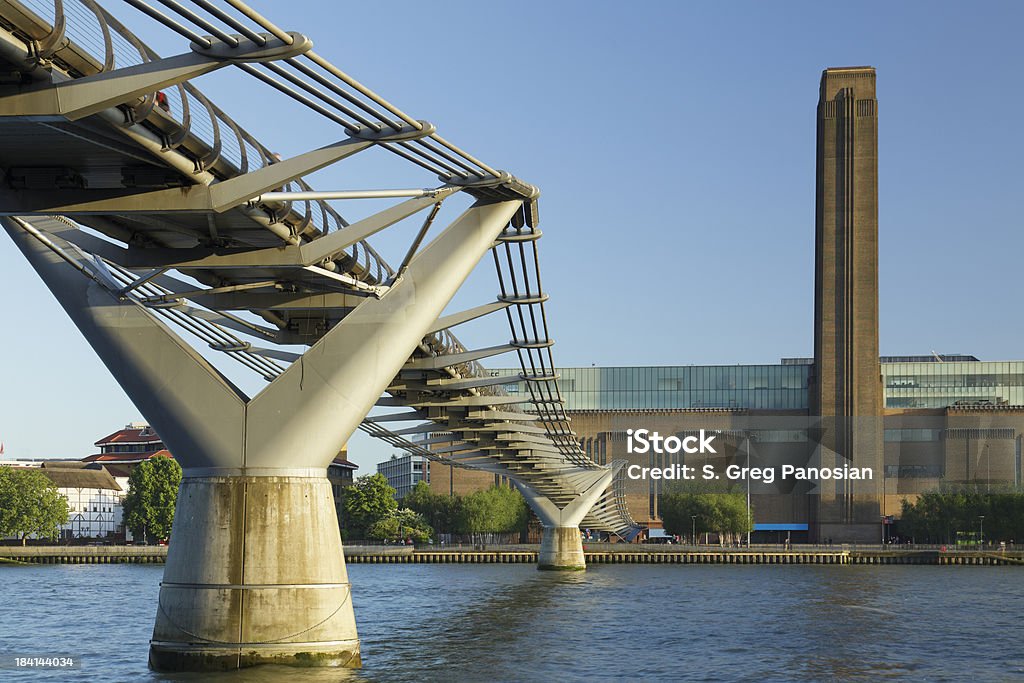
[1,563,1021,681]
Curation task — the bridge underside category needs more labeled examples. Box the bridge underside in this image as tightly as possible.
[0,0,640,671]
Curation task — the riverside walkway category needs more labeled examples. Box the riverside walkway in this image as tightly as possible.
[4,545,1022,566]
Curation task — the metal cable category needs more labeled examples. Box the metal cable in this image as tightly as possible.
[188,0,265,44]
[302,51,417,132]
[379,142,449,177]
[105,262,285,377]
[418,138,484,178]
[129,0,505,184]
[431,133,500,179]
[220,0,292,45]
[236,63,357,133]
[391,141,467,179]
[260,61,381,131]
[283,57,388,132]
[122,0,212,47]
[151,0,239,46]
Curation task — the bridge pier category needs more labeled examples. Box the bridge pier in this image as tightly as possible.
[538,527,587,571]
[150,473,359,670]
[517,467,616,570]
[3,199,521,671]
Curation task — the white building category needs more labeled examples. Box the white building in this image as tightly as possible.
[376,454,428,499]
[1,461,126,540]
[41,463,125,539]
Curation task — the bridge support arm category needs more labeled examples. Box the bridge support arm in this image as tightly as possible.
[3,199,520,672]
[244,200,522,469]
[0,137,374,216]
[0,33,311,120]
[1,216,247,468]
[515,467,616,570]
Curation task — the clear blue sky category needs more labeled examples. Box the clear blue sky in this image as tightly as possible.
[1,1,1021,472]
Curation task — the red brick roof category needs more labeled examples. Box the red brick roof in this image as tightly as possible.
[94,426,163,446]
[82,449,173,465]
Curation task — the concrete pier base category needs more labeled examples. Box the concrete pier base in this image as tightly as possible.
[538,526,586,571]
[517,468,617,572]
[149,474,360,671]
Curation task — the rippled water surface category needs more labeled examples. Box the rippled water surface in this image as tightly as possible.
[1,562,1022,681]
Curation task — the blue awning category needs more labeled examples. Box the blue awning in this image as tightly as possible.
[754,523,809,532]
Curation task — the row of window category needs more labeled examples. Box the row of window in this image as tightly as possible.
[491,364,1024,411]
[100,444,161,454]
[887,373,1024,388]
[887,397,1017,409]
[494,366,810,392]
[884,429,942,442]
[560,389,810,411]
[883,465,945,478]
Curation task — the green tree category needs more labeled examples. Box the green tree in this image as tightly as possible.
[367,508,433,543]
[403,482,529,540]
[899,485,1024,544]
[366,516,400,542]
[0,468,69,545]
[123,456,182,543]
[660,481,752,544]
[403,481,437,518]
[340,473,398,537]
[715,492,753,539]
[457,486,529,536]
[403,481,461,535]
[660,487,706,540]
[395,507,433,543]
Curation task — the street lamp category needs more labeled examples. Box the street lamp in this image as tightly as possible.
[986,445,991,494]
[979,515,985,549]
[691,515,697,546]
[745,436,752,548]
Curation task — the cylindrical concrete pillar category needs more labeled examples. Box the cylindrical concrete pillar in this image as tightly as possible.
[149,473,359,671]
[538,526,586,570]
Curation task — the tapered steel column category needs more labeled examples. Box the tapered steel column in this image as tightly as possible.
[2,199,520,670]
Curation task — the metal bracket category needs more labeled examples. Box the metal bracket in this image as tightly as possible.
[190,32,312,63]
[445,171,512,188]
[0,137,373,215]
[496,229,542,243]
[497,293,549,305]
[31,0,68,65]
[348,120,436,142]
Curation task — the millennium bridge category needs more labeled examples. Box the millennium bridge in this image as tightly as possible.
[0,0,639,670]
